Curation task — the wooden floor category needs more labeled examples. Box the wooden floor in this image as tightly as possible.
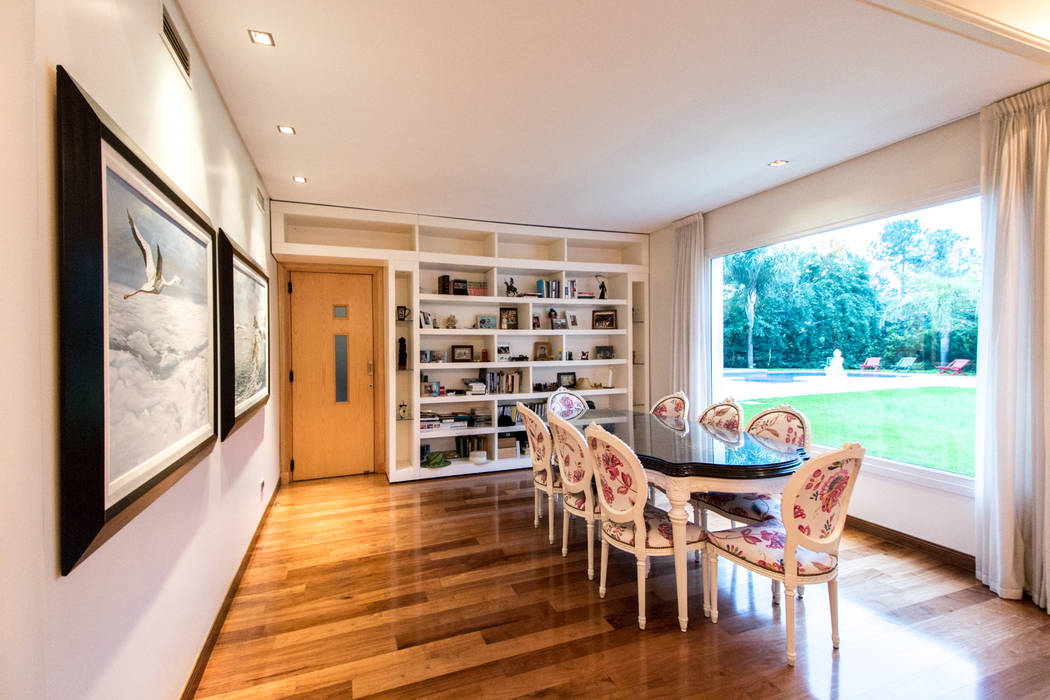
[194,472,1050,699]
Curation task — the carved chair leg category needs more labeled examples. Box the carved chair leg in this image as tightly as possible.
[636,555,647,630]
[828,578,840,648]
[533,488,540,528]
[785,584,797,666]
[548,492,555,544]
[599,539,609,597]
[707,549,719,623]
[561,508,570,556]
[586,520,595,580]
[772,579,781,605]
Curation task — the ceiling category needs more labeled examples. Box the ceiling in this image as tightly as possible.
[180,0,1050,233]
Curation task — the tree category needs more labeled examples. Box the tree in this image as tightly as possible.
[724,249,780,369]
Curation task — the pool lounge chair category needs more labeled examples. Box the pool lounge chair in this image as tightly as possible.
[859,357,881,371]
[892,357,916,372]
[936,359,970,375]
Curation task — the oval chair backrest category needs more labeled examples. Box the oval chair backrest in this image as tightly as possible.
[698,397,742,431]
[781,443,864,556]
[650,391,689,431]
[547,389,588,420]
[745,404,812,449]
[517,402,552,479]
[549,412,592,498]
[584,422,645,524]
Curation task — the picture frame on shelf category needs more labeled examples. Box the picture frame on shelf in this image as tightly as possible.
[451,344,474,362]
[420,310,431,328]
[499,306,518,330]
[496,344,511,361]
[592,309,618,329]
[556,371,577,388]
[56,66,217,574]
[551,318,567,330]
[396,305,410,321]
[532,315,540,329]
[477,315,496,329]
[218,230,269,441]
[570,313,578,327]
[434,350,447,363]
[533,341,551,361]
[420,350,432,363]
[594,345,615,360]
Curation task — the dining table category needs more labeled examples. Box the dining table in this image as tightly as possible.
[566,409,806,631]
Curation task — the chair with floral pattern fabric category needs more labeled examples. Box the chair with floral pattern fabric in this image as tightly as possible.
[547,388,588,420]
[585,423,706,630]
[518,402,562,545]
[697,397,743,430]
[706,443,864,665]
[549,412,600,579]
[650,391,690,431]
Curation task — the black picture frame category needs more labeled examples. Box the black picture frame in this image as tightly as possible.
[451,344,475,362]
[57,66,218,574]
[592,309,618,329]
[499,306,519,329]
[556,371,577,388]
[594,345,616,359]
[218,230,270,440]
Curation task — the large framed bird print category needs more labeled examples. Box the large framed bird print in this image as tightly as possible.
[57,66,217,574]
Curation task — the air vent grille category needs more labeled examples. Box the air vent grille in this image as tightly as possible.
[162,7,191,78]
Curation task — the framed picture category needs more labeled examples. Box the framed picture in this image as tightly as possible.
[497,344,511,360]
[451,344,474,362]
[532,315,540,329]
[556,371,577,388]
[499,306,518,329]
[218,230,269,440]
[396,305,410,321]
[592,309,618,329]
[533,341,551,361]
[477,315,497,329]
[551,318,568,330]
[420,350,432,363]
[419,310,431,328]
[433,350,447,363]
[570,314,578,327]
[57,67,216,574]
[594,345,615,360]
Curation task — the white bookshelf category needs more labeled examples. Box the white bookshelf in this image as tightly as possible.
[271,200,649,482]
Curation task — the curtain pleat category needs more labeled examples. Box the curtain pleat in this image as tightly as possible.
[670,214,710,422]
[976,82,1050,609]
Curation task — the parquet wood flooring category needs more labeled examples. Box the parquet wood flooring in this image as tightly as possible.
[193,472,1049,699]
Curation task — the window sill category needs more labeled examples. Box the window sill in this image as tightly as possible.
[808,444,975,497]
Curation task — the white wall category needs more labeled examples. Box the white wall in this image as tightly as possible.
[1,1,280,697]
[649,117,981,555]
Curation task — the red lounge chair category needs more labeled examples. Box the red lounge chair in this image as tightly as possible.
[860,357,881,371]
[936,359,970,375]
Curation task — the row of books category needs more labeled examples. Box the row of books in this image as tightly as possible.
[420,408,492,432]
[454,436,488,458]
[499,401,547,424]
[481,370,523,395]
[437,275,488,296]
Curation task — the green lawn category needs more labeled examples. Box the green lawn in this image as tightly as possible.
[739,387,976,476]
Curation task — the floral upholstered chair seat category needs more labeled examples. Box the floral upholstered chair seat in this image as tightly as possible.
[563,488,600,514]
[601,505,704,549]
[696,491,780,522]
[706,522,837,576]
[534,469,562,488]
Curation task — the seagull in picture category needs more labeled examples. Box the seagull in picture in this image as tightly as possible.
[122,209,181,299]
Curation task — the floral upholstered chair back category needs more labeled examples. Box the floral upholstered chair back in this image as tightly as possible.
[517,402,553,481]
[549,412,593,501]
[746,404,811,449]
[781,443,865,569]
[584,423,645,525]
[698,397,743,431]
[650,391,689,431]
[547,388,588,420]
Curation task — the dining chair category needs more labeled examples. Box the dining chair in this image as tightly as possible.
[547,388,588,420]
[706,443,865,665]
[586,422,706,630]
[650,391,689,431]
[697,396,742,430]
[518,402,562,544]
[549,412,600,579]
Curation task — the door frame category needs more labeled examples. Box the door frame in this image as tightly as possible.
[278,262,387,484]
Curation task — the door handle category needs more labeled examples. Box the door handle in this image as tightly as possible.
[367,359,374,376]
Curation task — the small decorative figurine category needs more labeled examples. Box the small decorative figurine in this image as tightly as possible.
[596,275,608,300]
[504,278,519,297]
[547,307,557,320]
[398,401,410,419]
[398,337,407,370]
[444,315,458,329]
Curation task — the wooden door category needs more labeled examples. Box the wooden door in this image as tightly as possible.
[290,272,375,479]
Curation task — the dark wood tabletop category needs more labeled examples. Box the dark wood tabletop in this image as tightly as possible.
[568,410,805,479]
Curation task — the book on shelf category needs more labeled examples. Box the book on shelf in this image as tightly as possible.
[535,279,562,298]
[438,275,451,294]
[481,369,522,394]
[467,281,488,296]
[452,279,469,295]
[455,435,488,458]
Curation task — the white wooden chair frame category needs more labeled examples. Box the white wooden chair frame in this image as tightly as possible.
[586,423,707,630]
[549,412,599,579]
[706,443,865,665]
[517,402,562,544]
[547,388,589,420]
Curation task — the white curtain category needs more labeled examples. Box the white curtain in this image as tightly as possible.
[670,214,710,422]
[976,82,1050,609]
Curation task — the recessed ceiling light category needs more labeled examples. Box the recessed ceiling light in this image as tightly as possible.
[248,29,275,46]
[768,159,789,167]
[277,125,296,135]
[292,175,307,184]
